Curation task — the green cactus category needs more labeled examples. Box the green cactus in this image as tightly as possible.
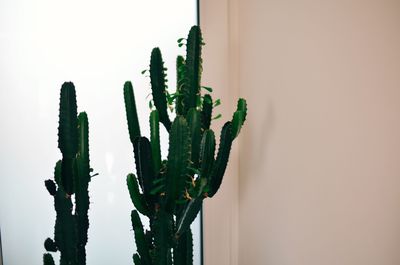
[43,82,93,265]
[124,81,142,143]
[182,26,202,114]
[200,94,212,130]
[150,110,162,174]
[43,253,56,265]
[58,82,78,195]
[173,229,193,265]
[124,25,247,265]
[176,55,186,116]
[131,210,152,265]
[165,116,191,212]
[127,173,151,216]
[150,48,172,131]
[186,108,201,168]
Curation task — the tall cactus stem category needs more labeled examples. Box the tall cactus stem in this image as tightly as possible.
[183,26,202,112]
[58,82,78,195]
[150,110,162,174]
[124,81,142,143]
[165,116,191,212]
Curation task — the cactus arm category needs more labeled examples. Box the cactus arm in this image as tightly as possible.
[153,209,173,265]
[231,111,244,139]
[54,188,77,264]
[45,180,57,196]
[175,178,207,236]
[150,110,162,174]
[75,112,91,265]
[237,98,247,119]
[133,254,142,265]
[199,130,216,182]
[58,82,78,195]
[77,112,90,166]
[184,26,202,112]
[150,48,171,131]
[174,228,193,265]
[43,253,55,265]
[201,94,212,130]
[231,98,247,139]
[54,160,62,186]
[175,198,202,238]
[186,108,201,168]
[133,137,155,204]
[58,82,78,158]
[165,116,191,212]
[131,210,152,265]
[124,81,141,144]
[44,238,57,252]
[208,122,233,197]
[127,174,151,216]
[176,55,186,115]
[185,229,193,265]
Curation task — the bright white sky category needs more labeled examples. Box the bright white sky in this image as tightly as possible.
[0,1,198,264]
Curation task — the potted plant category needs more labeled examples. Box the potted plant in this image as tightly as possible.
[123,25,247,265]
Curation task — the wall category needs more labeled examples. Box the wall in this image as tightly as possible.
[202,1,400,265]
[200,0,240,265]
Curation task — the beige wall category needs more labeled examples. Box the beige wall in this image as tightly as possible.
[201,1,240,264]
[202,1,400,265]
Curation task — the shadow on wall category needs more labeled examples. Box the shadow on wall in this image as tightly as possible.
[240,100,275,194]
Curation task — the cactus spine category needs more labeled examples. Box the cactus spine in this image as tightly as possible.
[43,82,93,265]
[124,26,247,265]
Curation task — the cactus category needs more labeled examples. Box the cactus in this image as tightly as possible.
[123,26,247,265]
[123,25,247,265]
[43,82,93,265]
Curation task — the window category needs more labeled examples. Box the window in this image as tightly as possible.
[0,1,200,264]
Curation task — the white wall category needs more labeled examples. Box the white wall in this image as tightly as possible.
[202,1,400,265]
[0,1,199,264]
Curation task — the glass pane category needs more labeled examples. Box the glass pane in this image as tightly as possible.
[0,1,200,264]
